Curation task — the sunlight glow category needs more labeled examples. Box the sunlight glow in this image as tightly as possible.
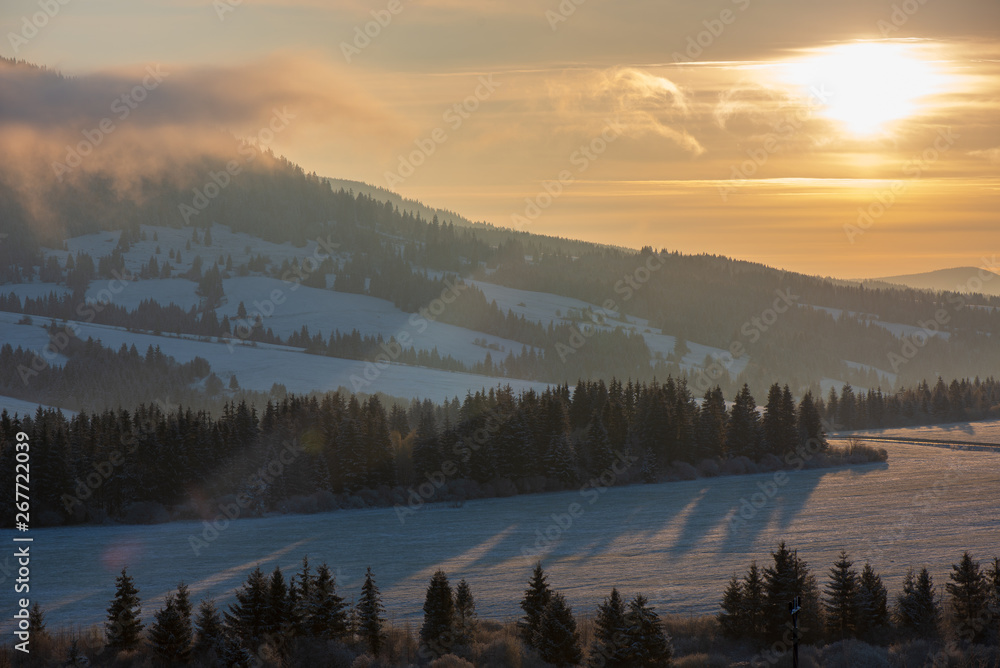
[783,42,946,136]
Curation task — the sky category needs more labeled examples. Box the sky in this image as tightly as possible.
[2,0,999,278]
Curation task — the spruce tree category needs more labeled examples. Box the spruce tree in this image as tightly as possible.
[356,566,387,656]
[519,562,553,649]
[224,566,269,653]
[454,579,478,647]
[741,561,766,641]
[264,566,292,641]
[148,594,193,663]
[589,588,628,668]
[726,384,761,457]
[535,593,582,668]
[28,603,47,639]
[310,563,348,640]
[763,542,821,644]
[946,551,990,644]
[896,567,939,638]
[175,582,192,625]
[420,570,456,659]
[824,550,859,640]
[622,594,673,667]
[290,556,313,636]
[856,562,889,643]
[106,566,144,652]
[193,598,224,658]
[718,575,744,639]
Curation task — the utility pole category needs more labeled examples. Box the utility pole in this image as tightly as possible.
[788,596,801,668]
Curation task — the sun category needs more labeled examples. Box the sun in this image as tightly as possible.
[783,42,943,136]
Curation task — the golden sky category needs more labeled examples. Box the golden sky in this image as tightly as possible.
[2,0,999,277]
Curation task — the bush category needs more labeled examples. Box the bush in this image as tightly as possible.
[671,461,699,480]
[673,653,731,667]
[430,655,475,668]
[820,639,889,668]
[122,501,169,524]
[697,458,721,477]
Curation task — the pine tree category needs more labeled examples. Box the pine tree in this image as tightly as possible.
[741,561,767,640]
[763,542,821,644]
[726,384,761,457]
[264,566,292,641]
[106,566,144,652]
[621,594,673,667]
[224,566,269,653]
[896,567,939,638]
[356,566,387,656]
[148,594,193,663]
[454,579,478,647]
[589,588,628,668]
[718,574,744,639]
[420,570,456,660]
[28,602,47,639]
[290,556,313,636]
[988,557,1000,643]
[193,598,224,658]
[309,563,348,640]
[535,593,582,668]
[856,562,889,643]
[824,550,859,640]
[946,551,990,644]
[519,562,553,649]
[175,581,192,624]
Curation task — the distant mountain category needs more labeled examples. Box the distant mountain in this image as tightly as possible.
[861,267,1000,297]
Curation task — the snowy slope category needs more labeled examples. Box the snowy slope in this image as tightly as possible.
[471,280,748,377]
[0,395,73,417]
[0,312,551,403]
[3,438,997,631]
[803,304,952,341]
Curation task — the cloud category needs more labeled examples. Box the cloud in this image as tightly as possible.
[969,146,1000,164]
[547,67,705,156]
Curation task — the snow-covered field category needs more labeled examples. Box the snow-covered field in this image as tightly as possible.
[0,311,550,403]
[0,395,73,417]
[846,419,1000,445]
[5,437,997,633]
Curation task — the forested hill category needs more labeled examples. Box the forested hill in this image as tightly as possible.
[3,56,1000,403]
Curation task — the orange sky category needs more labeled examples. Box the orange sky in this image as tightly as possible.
[2,0,998,278]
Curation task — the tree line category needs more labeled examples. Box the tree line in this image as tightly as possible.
[17,547,1000,666]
